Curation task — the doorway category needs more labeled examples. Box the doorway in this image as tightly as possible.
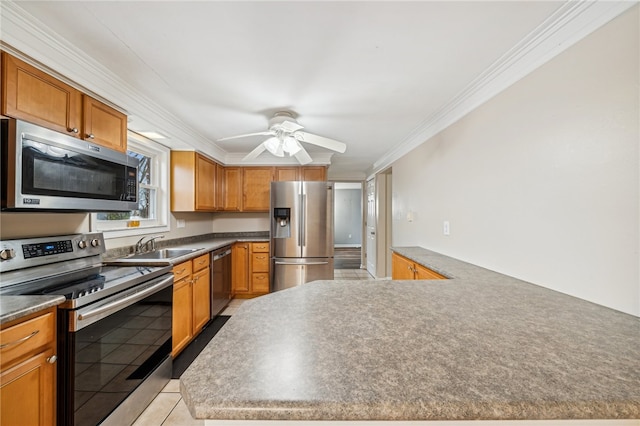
[333,182,363,269]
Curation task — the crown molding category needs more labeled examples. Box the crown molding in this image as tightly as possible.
[0,1,228,163]
[368,0,638,178]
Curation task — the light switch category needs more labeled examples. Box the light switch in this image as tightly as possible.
[177,219,186,228]
[443,221,450,236]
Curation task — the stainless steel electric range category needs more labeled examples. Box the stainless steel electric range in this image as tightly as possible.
[0,233,174,426]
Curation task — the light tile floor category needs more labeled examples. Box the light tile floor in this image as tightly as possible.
[132,268,374,426]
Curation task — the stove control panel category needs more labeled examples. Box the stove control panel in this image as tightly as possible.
[0,233,106,273]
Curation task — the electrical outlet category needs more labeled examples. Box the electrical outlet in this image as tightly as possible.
[348,234,352,239]
[177,219,186,228]
[443,221,450,236]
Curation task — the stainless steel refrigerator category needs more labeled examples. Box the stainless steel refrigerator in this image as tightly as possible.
[271,181,334,291]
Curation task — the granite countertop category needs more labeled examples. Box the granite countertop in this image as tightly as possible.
[0,295,66,325]
[2,235,269,325]
[180,247,640,421]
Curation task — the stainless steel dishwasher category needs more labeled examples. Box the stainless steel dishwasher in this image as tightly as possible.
[211,246,232,317]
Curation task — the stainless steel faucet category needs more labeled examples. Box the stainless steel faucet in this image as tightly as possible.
[135,234,165,253]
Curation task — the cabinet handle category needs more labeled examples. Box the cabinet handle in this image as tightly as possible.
[68,127,79,134]
[176,268,186,274]
[0,330,39,349]
[256,256,266,259]
[47,355,57,364]
[87,133,95,139]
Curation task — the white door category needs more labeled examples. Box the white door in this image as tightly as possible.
[365,178,377,277]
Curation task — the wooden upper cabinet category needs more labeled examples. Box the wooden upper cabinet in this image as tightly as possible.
[275,167,299,181]
[275,166,327,182]
[301,166,327,181]
[171,151,218,212]
[195,154,217,210]
[1,52,82,137]
[221,167,242,211]
[242,167,274,211]
[1,52,128,152]
[82,96,127,152]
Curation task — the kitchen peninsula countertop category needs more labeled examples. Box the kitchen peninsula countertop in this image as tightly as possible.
[180,247,640,421]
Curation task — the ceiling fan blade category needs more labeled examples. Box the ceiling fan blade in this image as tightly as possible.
[294,146,313,165]
[294,131,347,153]
[278,120,304,133]
[242,143,267,161]
[217,131,274,142]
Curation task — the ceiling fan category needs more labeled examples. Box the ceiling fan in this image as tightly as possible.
[217,111,347,165]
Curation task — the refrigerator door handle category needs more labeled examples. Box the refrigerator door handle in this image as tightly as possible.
[300,193,306,248]
[275,261,330,266]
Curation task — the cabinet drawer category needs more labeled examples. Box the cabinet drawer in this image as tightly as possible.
[192,253,210,272]
[1,310,55,369]
[172,261,192,282]
[251,243,269,253]
[251,253,269,272]
[251,273,270,293]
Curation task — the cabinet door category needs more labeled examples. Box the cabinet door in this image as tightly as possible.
[170,151,196,212]
[232,243,250,293]
[172,276,193,357]
[301,166,327,181]
[251,273,270,293]
[82,96,127,152]
[391,253,416,280]
[1,348,56,426]
[1,52,82,137]
[192,267,211,334]
[222,167,242,211]
[414,264,446,280]
[275,167,299,182]
[242,167,274,211]
[195,155,217,211]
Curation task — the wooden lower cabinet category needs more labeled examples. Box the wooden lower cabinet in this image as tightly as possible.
[172,253,211,357]
[0,307,57,426]
[391,252,446,280]
[232,242,270,298]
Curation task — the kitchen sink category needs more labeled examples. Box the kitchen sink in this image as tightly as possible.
[104,247,203,266]
[126,248,201,260]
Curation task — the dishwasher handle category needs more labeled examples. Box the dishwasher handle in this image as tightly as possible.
[212,248,231,261]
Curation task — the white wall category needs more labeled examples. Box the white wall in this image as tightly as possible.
[392,7,639,316]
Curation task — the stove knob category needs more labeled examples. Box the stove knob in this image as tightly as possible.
[0,249,15,260]
[78,240,87,249]
[90,239,101,248]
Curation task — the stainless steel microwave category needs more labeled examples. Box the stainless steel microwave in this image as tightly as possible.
[1,119,138,212]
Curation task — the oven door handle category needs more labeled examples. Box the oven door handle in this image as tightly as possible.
[74,274,173,328]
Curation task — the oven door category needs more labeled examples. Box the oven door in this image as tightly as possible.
[58,273,173,426]
[2,119,138,211]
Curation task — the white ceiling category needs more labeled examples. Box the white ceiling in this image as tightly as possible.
[1,1,631,179]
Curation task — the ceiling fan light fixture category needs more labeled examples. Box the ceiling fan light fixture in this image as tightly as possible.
[282,136,301,155]
[264,137,283,156]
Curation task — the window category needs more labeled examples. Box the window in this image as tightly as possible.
[91,133,170,237]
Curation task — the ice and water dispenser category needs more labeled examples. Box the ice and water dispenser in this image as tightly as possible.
[272,207,291,238]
